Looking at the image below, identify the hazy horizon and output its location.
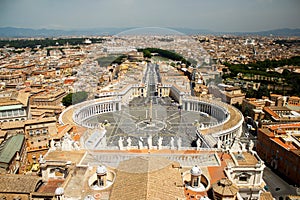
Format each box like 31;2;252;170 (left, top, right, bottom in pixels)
1;0;299;33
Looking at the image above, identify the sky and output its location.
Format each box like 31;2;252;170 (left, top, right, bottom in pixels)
0;0;299;32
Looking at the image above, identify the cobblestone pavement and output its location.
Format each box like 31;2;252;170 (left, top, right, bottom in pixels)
83;97;218;148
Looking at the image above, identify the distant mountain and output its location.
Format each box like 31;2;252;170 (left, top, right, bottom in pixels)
0;27;299;38
224;28;300;37
0;27;133;38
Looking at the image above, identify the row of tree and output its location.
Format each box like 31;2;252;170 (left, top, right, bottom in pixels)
0;37;105;49
223;56;300;96
224;56;300;78
138;48;192;66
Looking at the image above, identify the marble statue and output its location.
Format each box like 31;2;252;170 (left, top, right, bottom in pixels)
118;137;124;150
177;137;182;149
50;139;56;150
138;137;144;149
217;139;223;149
157;136;163;150
38;154;45;164
240;142;246;151
147;135;152;149
127;137;132;148
170;137;175;149
196;138;202;150
248;140;254;151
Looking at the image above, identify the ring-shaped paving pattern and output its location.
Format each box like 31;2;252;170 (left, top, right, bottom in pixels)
82;97;218;148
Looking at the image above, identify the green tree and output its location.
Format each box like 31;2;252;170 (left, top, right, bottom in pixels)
143;49;152;58
62;93;73;107
257;85;270;98
246;88;256;98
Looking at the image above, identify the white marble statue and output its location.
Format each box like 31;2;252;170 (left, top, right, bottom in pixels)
157;136;163;150
177;137;182;149
127;137;132;148
170;137;175;149
38;154;45;164
50;139;56;150
240;142;246;151
217;139;223;149
196;138;202;150
118;137;124;150
138;137;144;149
73;141;80;150
147;135;152;149
248;140;254;151
61;134;73;151
200;123;204;129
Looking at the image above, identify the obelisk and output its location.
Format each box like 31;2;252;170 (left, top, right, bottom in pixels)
149;99;153;123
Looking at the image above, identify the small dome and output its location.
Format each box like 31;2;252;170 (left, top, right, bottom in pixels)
190;165;202;176
55;187;64;195
84;195;95;200
96;165;107;175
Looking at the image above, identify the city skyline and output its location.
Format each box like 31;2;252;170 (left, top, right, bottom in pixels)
0;0;300;32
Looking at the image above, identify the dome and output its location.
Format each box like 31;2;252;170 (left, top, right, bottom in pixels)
84;195;95;200
190;165;202;176
212;178;238;196
96;165;107;175
55;187;64;195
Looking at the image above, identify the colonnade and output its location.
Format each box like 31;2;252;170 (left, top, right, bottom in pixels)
73;100;121;127
182;100;228;122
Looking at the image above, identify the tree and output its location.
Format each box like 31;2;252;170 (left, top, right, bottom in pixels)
143;49;152;58
246;88;256;98
62;93;73;107
257;85;270;98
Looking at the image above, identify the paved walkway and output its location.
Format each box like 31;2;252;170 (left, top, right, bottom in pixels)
80;150;219;168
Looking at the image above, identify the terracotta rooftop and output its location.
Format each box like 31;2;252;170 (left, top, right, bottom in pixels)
37;179;64;194
269;122;300;131
271;138;298;150
207;152;230;185
0;174;41;193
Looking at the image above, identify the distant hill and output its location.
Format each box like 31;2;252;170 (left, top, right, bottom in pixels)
0;27;299;38
0;27;133;38
226;28;300;37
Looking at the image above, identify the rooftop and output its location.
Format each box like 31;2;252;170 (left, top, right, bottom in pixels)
0;134;24;166
232;152;259;166
110;156;185;200
0;174;41;193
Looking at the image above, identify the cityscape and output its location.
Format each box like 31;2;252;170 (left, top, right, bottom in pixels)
0;1;300;200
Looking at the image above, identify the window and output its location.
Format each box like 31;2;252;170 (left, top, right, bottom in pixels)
239;176;248;182
29;131;34;136
238;173;250;183
7;110;12;116
193;177;199;187
99;179;104;186
13;110;19;116
2;112;7;117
